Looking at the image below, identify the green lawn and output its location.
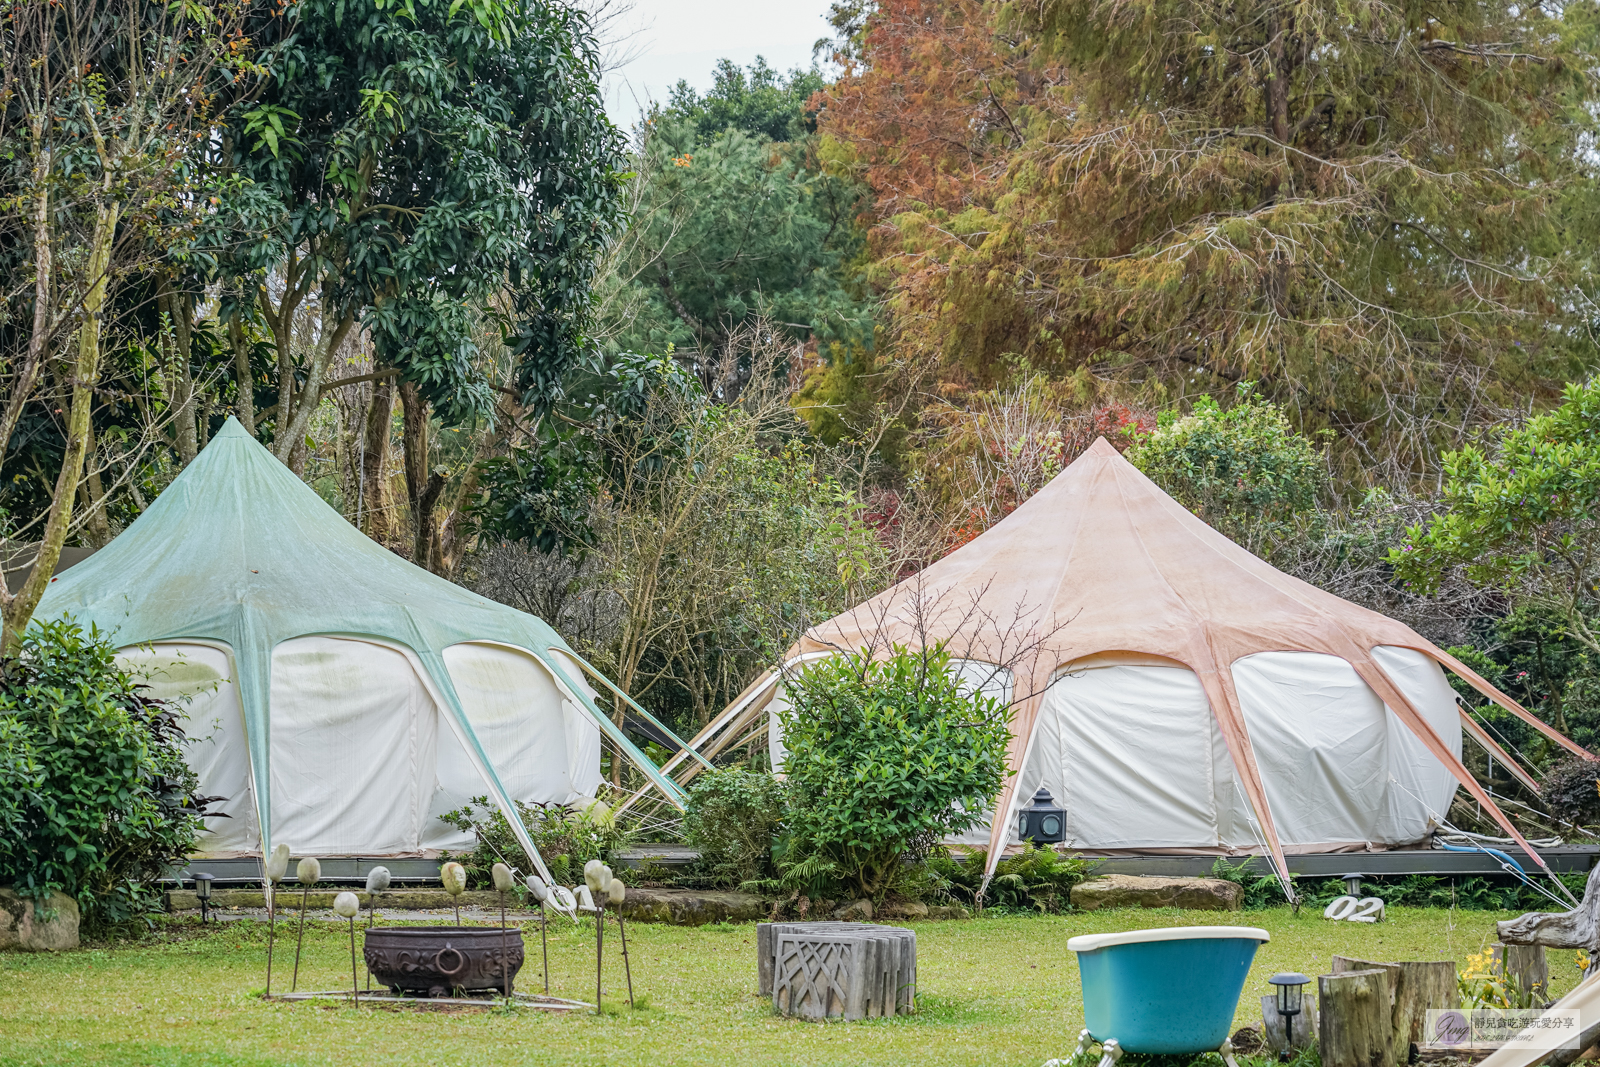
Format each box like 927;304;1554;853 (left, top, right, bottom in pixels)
0;907;1582;1067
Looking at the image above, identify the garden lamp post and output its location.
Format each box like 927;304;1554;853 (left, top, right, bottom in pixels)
362;865;390;992
1017;787;1067;844
1269;972;1311;1060
193;872;215;926
363;866;391;928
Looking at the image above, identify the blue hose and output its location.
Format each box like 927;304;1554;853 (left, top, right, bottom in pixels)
1437;838;1528;876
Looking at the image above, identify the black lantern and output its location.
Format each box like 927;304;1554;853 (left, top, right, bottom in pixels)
1269;972;1311;1060
1017;787;1066;844
1340;873;1364;897
193;872;215;925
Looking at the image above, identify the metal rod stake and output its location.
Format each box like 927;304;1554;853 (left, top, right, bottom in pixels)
265;883;276;996
616;910;634;1009
539;902;549;994
291;886;309;992
500;890;510;1004
595;904;605;1015
348;916;359;1007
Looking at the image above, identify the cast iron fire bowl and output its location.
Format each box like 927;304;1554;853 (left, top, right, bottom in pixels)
364;926;525;997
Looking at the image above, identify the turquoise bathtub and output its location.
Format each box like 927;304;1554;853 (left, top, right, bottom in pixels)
1068;926;1271;1054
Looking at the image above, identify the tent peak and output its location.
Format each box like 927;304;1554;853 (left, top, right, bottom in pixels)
213;415;251;440
1085;435;1121;457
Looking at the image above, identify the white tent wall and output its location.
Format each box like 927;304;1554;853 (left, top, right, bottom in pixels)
119;642;259;856
428;642;603;849
1231;646;1459;847
544;646;605;800
1019;661;1245;850
121;636;606;859
767;647;1464;855
269;636;439;855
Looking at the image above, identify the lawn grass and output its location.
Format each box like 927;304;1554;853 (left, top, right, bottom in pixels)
0;906;1582;1067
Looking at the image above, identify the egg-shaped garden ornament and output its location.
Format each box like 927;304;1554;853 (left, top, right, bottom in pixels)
441;861;468;897
333;892;360;918
583;859;606;893
265;843;292;883
607;878;626;906
492;863;514;892
296;857;321;886
364;866;391;894
525;875;550;902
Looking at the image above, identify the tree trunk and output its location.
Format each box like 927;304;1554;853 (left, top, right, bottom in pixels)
2;135;53;466
1;202;119;648
272;285;353;467
1333;955;1456;1063
1319;969;1396;1067
230;313;256;436
361;376;395;543
398;380;444;569
1494;943;1551;1006
78;421;113;548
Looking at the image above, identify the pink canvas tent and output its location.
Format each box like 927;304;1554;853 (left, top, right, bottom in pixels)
660;438;1592;895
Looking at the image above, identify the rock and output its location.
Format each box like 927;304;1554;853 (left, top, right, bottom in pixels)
1068;874;1243;912
831;899;874;921
925;905;971;921
0;888;79;951
880;901;930;921
614;888;769;926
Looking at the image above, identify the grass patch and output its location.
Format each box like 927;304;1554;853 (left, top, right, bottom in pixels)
0;906;1584;1067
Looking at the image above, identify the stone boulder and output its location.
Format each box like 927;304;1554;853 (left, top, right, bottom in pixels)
0;888;80;951
614;887;769;926
1069;874;1242;912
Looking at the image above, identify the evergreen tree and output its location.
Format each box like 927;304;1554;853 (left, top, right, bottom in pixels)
823;0;1600;482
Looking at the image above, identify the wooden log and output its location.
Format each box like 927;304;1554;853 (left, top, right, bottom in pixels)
1390;962;1458;1058
1333;955;1457;1063
1262;995;1319;1054
1334;957;1402;1062
1493;942;1551;1006
1320;969;1398;1067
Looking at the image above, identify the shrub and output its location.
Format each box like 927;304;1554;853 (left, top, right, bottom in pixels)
0;617;215;931
1127;384;1324;543
778;644;1012;899
439;795;634;889
1543;758;1600;826
932;844;1094;912
682;767;787;889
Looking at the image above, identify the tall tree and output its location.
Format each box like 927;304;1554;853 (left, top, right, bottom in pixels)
0;0;248;645
823;0;1600;483
210;0;623;565
600;59;872;373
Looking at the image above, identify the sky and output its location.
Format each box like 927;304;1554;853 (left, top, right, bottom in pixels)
597;0;837;128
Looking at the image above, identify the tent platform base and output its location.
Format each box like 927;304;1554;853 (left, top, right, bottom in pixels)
1075;846;1600;879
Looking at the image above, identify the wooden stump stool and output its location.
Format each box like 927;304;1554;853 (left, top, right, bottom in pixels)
758;921;917;1020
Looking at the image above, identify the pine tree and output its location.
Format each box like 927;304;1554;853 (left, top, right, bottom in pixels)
825;0;1600;481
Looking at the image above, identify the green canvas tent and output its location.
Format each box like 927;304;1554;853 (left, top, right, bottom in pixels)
36;418;682;884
